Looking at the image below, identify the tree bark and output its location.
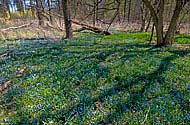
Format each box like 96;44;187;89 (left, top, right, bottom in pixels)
5;0;11;16
145;16;152;32
1;0;11;20
93;0;96;26
127;0;132;23
62;0;73;39
164;0;183;45
72;20;111;35
142;0;162;46
29;0;35;16
156;0;164;46
149;23;155;44
47;0;53;23
139;3;146;32
35;0;44;25
123;0;127;22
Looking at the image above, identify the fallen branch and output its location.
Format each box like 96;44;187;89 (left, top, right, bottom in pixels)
73;27;86;32
42;11;111;35
0;80;11;92
0;23;32;32
142;107;150;124
46;22;64;32
0;53;8;58
71;20;111;35
16;67;26;78
0;49;15;59
0;67;26;93
114;29;128;33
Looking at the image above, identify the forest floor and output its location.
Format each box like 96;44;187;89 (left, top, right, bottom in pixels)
0;32;190;124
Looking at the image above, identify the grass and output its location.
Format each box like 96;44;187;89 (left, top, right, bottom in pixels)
101;32;190;44
0;32;190;124
174;34;190;44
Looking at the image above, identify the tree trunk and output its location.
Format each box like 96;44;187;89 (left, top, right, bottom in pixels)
156;0;164;46
5;0;11;16
0;1;6;19
62;0;73;39
149;23;155;44
140;18;145;32
96;0;99;25
47;0;53;23
57;0;62;27
142;0;164;46
15;0;24;12
127;0;132;23
93;0;96;26
139;3;145;32
145;16;151;32
142;0;190;46
123;0;127;22
164;1;183;45
1;0;11;20
35;0;44;25
155;24;164;46
29;0;35;16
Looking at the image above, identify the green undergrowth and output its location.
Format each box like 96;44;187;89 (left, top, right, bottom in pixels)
174;34;190;44
0;32;190;124
104;32;190;44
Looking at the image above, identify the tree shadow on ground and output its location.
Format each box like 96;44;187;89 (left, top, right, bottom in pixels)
48;42;189;124
98;49;190;124
49;47;190;124
0;34;190;124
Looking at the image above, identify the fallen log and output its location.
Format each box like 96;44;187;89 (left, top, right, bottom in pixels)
71;20;111;35
42;11;111;35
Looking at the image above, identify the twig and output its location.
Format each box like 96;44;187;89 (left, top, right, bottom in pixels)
141;107;150;124
0;67;26;93
46;22;64;32
0;53;8;58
